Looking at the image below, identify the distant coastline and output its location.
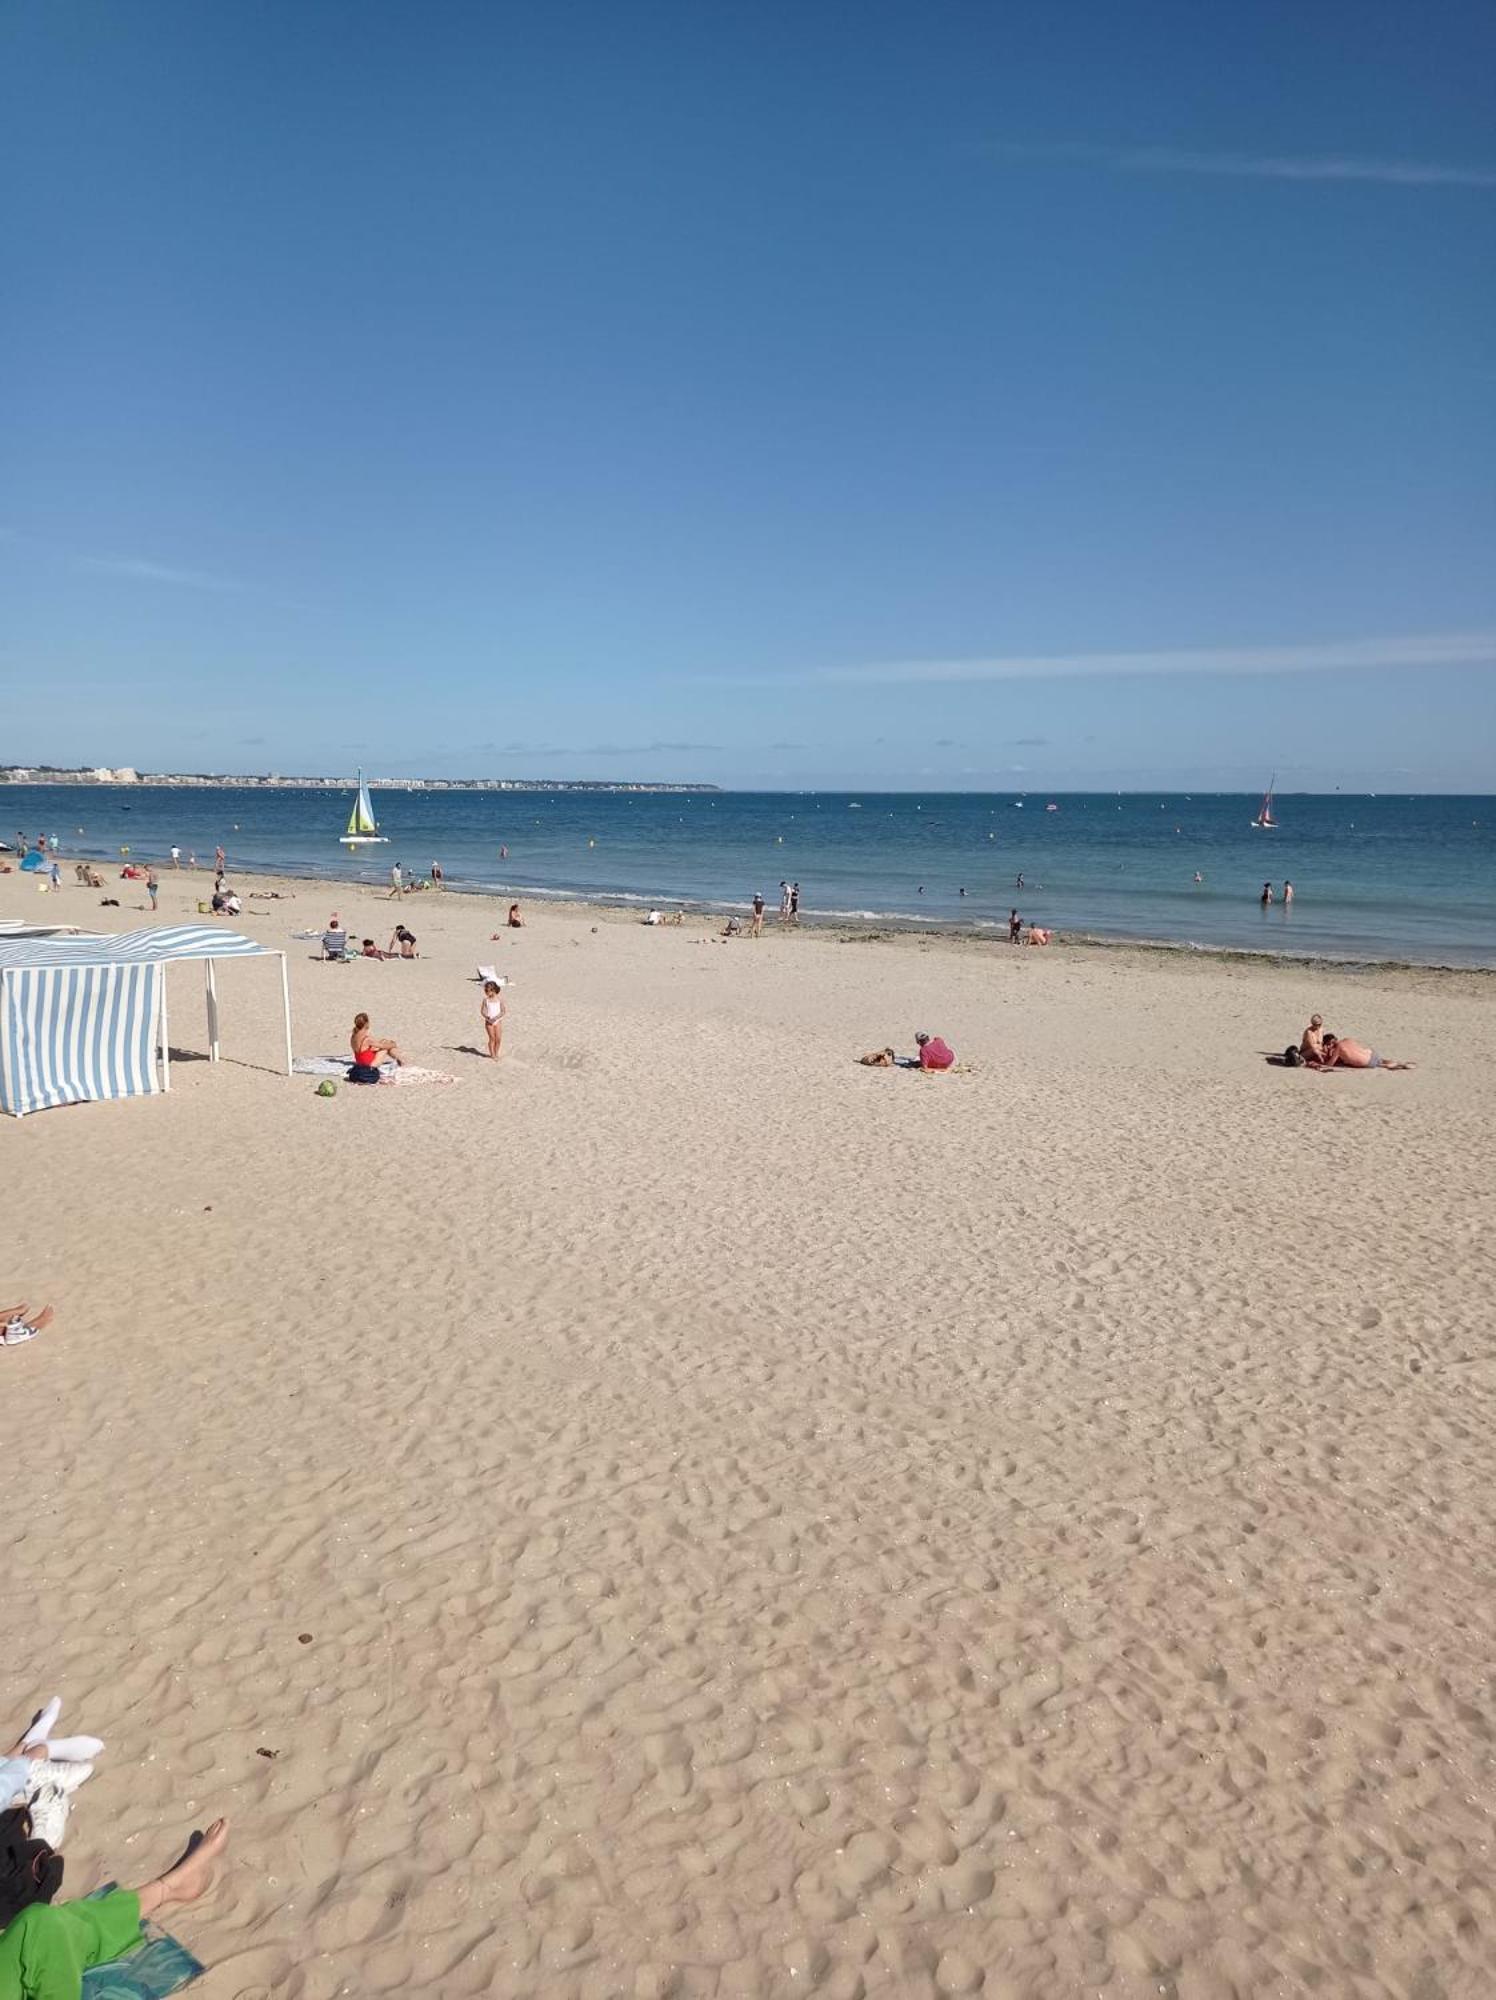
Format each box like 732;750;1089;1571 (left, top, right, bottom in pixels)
0;765;717;794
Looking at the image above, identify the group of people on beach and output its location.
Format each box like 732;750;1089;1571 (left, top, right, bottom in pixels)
321;914;418;960
1292;1013;1413;1072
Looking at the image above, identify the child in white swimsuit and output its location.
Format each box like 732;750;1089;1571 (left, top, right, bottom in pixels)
480;980;506;1060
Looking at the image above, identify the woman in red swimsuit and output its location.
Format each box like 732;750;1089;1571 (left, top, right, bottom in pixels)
350;1012;405;1070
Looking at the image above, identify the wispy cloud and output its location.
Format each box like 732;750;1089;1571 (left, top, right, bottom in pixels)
787;631;1496;688
995;141;1496;190
79;555;245;592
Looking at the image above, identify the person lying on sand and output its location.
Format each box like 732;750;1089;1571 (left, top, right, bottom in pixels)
1;1303;54;1347
859;1047;896;1067
359;938;388;959
1311;1034;1414;1072
0;1815;228;1999
351;1012;404;1069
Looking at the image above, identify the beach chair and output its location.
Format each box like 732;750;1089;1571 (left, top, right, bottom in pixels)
321;933;351;962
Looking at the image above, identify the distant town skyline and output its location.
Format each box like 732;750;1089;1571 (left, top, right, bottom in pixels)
3;5;1492;790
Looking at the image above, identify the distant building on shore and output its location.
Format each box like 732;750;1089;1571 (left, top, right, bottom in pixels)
1;764;715;794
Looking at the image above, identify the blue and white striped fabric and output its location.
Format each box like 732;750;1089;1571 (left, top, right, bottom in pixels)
0;961;162;1116
0;928;275;1116
0;925;269;969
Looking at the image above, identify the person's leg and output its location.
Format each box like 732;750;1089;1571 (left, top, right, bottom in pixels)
3;1304;54;1341
135;1816;229;1921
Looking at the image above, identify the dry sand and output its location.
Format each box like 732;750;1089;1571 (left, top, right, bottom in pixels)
3;865;1494;1999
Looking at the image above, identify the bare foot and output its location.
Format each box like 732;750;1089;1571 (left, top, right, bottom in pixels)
149;1818;229;1912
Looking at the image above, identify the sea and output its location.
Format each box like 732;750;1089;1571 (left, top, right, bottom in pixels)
4;784;1494;968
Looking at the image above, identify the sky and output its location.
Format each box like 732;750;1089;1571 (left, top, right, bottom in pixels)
3;0;1493;791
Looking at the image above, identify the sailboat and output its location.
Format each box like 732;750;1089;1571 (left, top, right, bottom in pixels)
1252;774;1278;829
339;770;389;847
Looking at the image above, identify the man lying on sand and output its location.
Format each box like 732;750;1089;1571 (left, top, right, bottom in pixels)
1312;1034;1414;1072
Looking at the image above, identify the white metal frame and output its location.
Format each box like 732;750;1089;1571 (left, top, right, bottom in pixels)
156;950;293;1092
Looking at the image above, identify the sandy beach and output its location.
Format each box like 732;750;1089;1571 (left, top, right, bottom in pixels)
3;864;1494;1999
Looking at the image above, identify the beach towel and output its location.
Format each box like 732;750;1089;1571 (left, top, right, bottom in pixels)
79;1886;203;1998
292;1055;396;1079
290;1057;458;1088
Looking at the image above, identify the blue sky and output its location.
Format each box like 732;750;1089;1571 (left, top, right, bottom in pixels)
3;0;1493;789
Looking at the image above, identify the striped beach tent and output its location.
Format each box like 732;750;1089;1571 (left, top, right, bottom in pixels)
0;926;292;1118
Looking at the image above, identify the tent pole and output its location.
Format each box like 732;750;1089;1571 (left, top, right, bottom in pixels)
205;958;220;1061
279;952;293;1075
159;966;171;1093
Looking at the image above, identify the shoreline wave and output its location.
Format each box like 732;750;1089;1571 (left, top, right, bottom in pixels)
91;847;1496;977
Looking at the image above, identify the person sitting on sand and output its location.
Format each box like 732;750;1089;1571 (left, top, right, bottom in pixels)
1311;1033;1414;1072
721;915;742;938
0;1808;228;1999
1300;1013;1326;1062
480;979;506;1059
507;903;524;928
1;1302;54;1348
858;1047;896;1067
387;925;418;959
1025;924;1051;946
351;1012;404;1070
915;1031;955;1071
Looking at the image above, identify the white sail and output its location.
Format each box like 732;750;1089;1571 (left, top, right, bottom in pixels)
340;770;389;845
